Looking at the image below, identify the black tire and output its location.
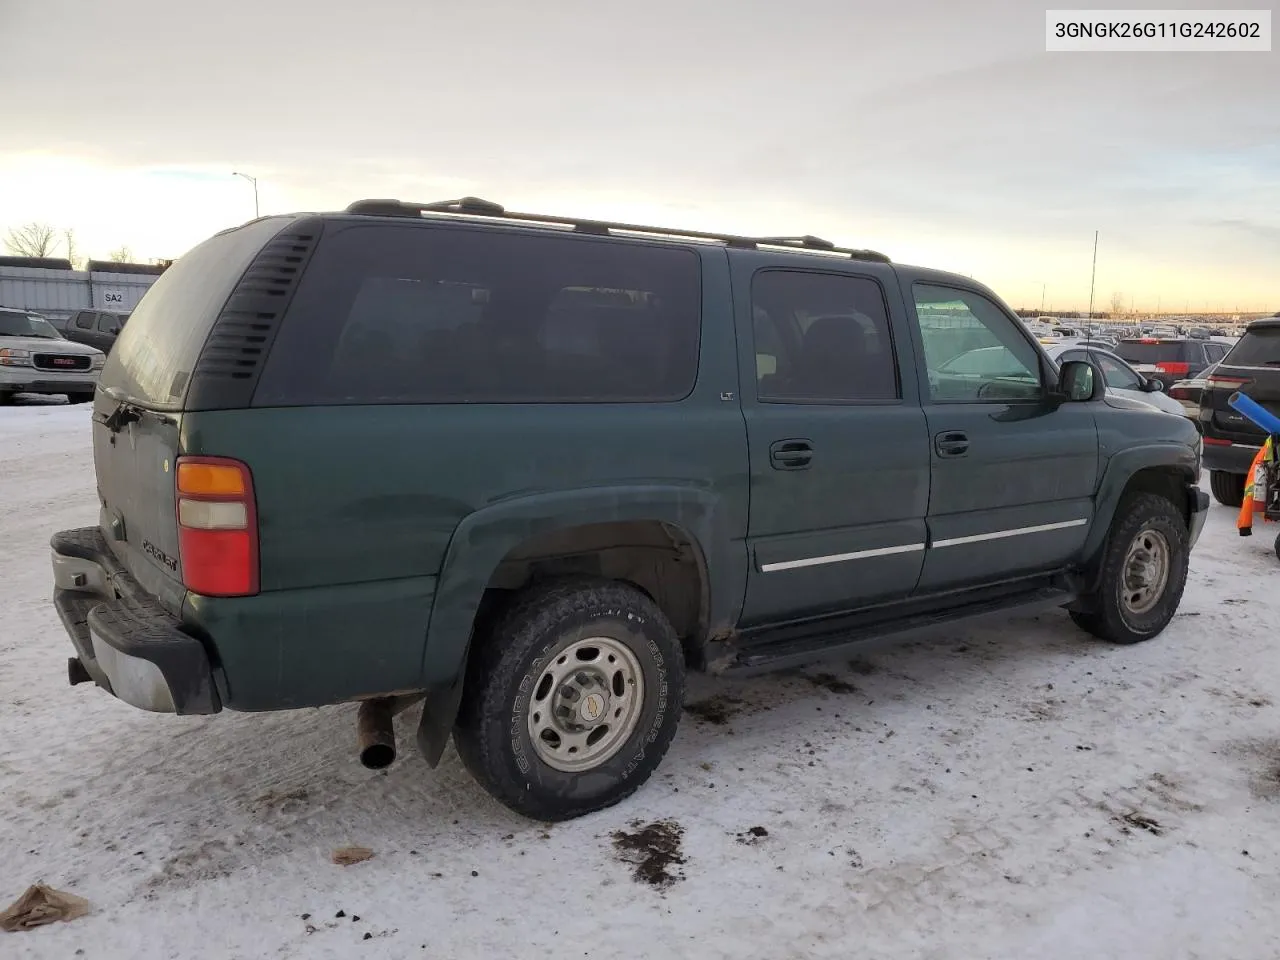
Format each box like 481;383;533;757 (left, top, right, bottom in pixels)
1209;470;1246;508
1069;493;1190;645
66;391;95;404
453;577;685;822
0;392;12;405
1273;531;1280;563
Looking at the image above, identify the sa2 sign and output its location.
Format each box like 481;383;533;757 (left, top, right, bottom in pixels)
102;291;126;306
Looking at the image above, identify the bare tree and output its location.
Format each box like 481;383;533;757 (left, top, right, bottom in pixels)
107;246;134;263
1109;291;1126;316
4;222;59;258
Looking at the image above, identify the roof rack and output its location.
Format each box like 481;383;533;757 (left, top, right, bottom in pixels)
343;197;890;263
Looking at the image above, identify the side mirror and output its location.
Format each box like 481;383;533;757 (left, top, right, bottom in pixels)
1143;378;1165;393
1057;360;1100;402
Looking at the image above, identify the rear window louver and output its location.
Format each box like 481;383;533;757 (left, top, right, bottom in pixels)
186;218;324;409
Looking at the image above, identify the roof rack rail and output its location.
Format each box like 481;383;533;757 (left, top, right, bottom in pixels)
342;198;890;263
754;235;837;251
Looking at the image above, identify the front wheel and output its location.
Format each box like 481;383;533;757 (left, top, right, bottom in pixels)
66;391;95;404
1070;493;1190;645
453;578;685;822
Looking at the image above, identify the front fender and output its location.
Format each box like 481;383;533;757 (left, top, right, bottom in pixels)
414;484;746;765
1079;442;1198;566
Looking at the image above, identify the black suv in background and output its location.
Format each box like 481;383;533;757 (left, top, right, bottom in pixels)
1200;315;1280;506
60;310;129;352
1116;336;1231;391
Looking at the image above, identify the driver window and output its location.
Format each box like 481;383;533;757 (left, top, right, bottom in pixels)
912;284;1042;402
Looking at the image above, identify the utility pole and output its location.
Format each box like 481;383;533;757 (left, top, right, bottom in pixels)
1041;282;1046;313
232;171;260;219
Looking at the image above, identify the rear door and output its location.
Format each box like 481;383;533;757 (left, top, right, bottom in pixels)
903;277;1099;592
734;255;930;626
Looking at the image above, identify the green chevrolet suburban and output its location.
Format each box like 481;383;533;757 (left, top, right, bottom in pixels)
50;198;1208;821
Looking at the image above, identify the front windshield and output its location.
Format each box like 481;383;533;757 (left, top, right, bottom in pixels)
0;312;63;339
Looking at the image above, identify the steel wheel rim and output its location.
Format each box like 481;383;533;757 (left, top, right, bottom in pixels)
527;635;645;773
1121;527;1171;616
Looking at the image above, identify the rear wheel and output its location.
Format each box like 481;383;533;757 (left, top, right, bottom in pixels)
1069;493;1189;645
0;392;12;405
453;577;685;822
66;391;95;404
1209;470;1245;508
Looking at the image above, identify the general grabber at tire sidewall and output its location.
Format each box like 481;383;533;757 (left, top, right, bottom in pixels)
453;579;686;822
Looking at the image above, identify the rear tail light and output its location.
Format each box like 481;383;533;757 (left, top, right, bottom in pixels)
1155;362;1190;376
175;456;259;597
1203;437;1232;446
1207;375;1251;390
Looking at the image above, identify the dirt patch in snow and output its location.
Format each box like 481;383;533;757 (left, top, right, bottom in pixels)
734;825;769;845
684;695;746;725
612;820;685;890
1227;738;1280;801
802;673;858;694
1117;812;1164;836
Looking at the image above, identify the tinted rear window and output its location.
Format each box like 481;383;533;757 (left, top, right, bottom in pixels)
253;224;702;405
100;217;292;407
1115;341;1191;364
1223;328;1280;367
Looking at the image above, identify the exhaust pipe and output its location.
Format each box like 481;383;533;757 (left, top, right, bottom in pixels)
357;698;396;769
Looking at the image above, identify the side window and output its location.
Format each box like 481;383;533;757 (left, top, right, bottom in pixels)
1097;353;1142;390
913;284;1043;402
254;225;702;405
750;270;899;402
1204;343;1227;363
75;312;94;330
97;314;120;334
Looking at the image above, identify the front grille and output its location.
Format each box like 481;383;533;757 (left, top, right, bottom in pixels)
34;353;92;371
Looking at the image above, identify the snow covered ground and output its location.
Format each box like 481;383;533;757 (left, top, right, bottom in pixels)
3;398;1279;960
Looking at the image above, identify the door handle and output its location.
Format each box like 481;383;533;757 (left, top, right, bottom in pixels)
770;439;814;470
934;431;969;457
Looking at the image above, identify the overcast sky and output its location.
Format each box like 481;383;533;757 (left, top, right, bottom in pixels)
1;0;1276;311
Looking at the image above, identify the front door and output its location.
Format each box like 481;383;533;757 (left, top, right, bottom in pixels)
736;259;931;626
904;279;1100;592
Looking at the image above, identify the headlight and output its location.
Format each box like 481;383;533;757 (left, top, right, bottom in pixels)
90;354;105;370
0;348;32;367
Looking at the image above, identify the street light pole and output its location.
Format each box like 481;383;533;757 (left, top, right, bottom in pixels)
232;172;259;219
